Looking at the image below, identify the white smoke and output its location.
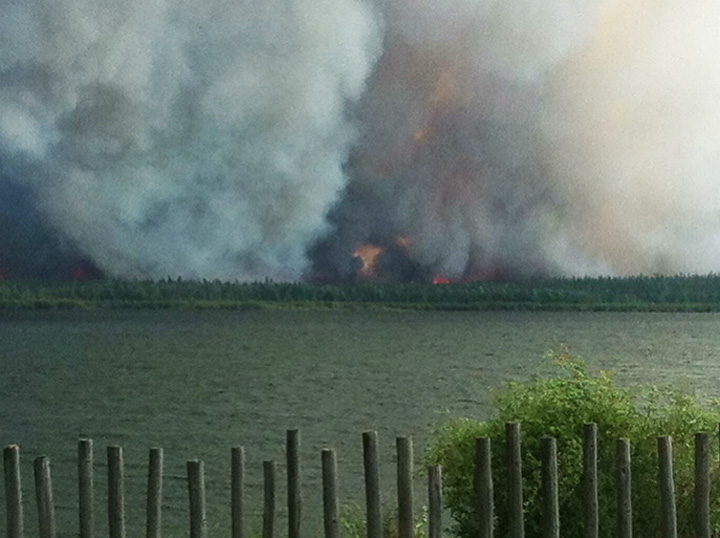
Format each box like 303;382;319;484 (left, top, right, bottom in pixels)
0;0;380;279
3;0;720;280
544;0;720;275
335;0;606;279
323;0;720;280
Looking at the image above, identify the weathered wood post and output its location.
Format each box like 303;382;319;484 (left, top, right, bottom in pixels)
428;465;442;538
362;431;382;538
4;444;24;538
78;439;93;538
107;446;126;538
583;424;599;538
475;437;493;538
658;436;677;538
541;438;559;538
33;456;57;538
231;447;246;538
616;439;632;538
287;429;301;538
397;436;415;538
187;460;207;538
694;433;710;538
146;448;163;538
263;461;276;538
322;449;340;538
506;422;524;538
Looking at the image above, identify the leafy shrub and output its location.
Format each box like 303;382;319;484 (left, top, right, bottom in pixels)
340;503;427;538
426;349;720;538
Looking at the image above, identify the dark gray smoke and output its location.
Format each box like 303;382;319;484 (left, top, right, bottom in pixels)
3;0;720;281
0;170;97;279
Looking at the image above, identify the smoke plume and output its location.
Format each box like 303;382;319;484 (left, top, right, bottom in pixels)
2;0;720;281
314;0;720;281
0;0;380;279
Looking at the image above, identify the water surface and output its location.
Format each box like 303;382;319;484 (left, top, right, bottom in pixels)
1;310;719;536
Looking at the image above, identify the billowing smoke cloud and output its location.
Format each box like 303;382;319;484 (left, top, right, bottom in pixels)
2;0;720;281
0;0;380;280
0;174;98;279
544;0;720;275
314;0;720;281
313;0;606;281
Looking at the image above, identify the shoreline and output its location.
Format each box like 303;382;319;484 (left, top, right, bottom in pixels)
3;298;720;312
4;275;720;311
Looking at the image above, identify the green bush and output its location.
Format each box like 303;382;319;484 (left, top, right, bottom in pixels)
426;349;720;538
340;503;427;538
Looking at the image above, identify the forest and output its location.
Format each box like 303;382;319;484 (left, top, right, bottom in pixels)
3;274;720;311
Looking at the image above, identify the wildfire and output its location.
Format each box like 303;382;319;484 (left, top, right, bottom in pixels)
351;236;422;282
432;276;451;285
352;244;383;280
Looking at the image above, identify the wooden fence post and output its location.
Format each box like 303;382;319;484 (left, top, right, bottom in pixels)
541;438;559;538
33;456;56;538
23;427;720;538
287;429;301;538
187;460;207;538
363;431;382;538
475;437;493;538
583;424;599;538
658;436;677;538
322;449;340;538
107;446;126;538
231;447;246;538
4;445;24;538
78;439;93;538
397;436;415;538
506;422;524;538
146;448;163;538
616;439;632;538
428;465;442;538
263;461;276;538
695;433;710;538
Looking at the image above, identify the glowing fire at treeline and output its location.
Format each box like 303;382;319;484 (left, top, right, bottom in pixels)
350;236;503;284
351;236;434;282
349;236;441;283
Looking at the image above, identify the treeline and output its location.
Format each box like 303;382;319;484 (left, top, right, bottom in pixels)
3;274;720;311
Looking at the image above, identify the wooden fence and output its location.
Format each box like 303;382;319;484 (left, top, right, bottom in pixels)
1;423;713;538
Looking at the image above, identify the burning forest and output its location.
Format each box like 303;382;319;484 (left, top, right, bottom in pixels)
2;0;720;282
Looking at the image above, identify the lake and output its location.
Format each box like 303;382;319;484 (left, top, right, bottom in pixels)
1;310;720;537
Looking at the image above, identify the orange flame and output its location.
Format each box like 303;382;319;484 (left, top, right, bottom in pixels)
432;276;451;284
353;244;383;280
